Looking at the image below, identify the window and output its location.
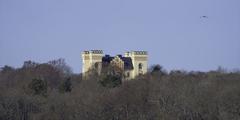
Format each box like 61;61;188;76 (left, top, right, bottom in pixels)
138;63;143;75
138;63;143;70
94;63;98;69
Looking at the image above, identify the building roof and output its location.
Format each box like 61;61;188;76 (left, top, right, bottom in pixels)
102;55;114;63
102;55;133;70
121;57;134;70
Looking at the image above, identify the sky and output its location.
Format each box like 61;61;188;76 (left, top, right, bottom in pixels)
0;0;240;73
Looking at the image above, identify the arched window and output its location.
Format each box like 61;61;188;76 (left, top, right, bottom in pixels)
138;63;143;75
94;62;99;69
138;63;143;70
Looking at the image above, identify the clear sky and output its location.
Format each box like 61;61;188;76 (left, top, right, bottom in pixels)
0;0;240;73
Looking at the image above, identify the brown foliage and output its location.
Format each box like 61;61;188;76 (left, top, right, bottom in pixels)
0;62;240;120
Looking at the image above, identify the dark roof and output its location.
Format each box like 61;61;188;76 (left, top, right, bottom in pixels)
102;55;114;63
121;57;134;70
102;55;133;70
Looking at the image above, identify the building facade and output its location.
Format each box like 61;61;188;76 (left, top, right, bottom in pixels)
81;50;148;79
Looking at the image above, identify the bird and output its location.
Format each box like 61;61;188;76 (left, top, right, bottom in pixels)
200;16;208;18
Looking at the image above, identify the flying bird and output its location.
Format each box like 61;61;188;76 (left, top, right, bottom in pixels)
200;16;208;19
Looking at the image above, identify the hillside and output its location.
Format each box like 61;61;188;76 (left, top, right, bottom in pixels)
0;60;240;120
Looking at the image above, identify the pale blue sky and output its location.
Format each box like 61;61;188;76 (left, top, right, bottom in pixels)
0;0;240;73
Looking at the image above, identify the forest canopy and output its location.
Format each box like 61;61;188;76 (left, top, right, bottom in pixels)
0;59;240;120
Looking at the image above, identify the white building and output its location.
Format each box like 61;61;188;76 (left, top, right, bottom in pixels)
82;50;148;79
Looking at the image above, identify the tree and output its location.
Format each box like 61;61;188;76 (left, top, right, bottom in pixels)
150;64;167;76
28;78;47;96
48;58;73;75
98;64;123;88
0;65;16;87
0;65;15;73
151;64;162;72
59;77;72;93
1;60;240;120
35;63;63;89
22;60;39;68
99;74;122;88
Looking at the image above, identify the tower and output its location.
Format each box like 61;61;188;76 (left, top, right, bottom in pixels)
81;50;103;77
125;51;148;78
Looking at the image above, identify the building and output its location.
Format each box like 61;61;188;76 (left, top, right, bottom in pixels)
81;50;148;79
